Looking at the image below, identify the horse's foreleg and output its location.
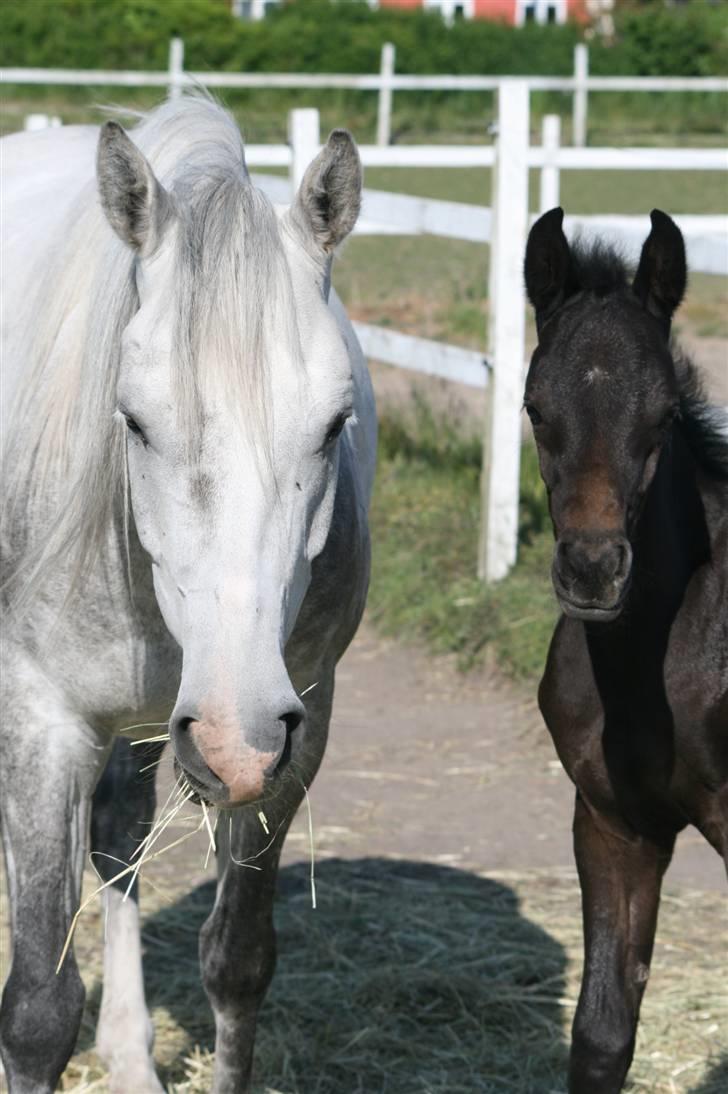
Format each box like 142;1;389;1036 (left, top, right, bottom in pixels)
568;793;675;1094
200;680;333;1094
200;808;286;1094
0;682;109;1093
90;737;166;1094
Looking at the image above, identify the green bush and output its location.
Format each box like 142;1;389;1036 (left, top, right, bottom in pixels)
3;0;726;77
592;3;728;78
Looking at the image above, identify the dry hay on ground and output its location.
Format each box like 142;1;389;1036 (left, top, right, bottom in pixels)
53;857;727;1094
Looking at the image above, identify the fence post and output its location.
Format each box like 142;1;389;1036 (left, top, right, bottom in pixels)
376;42;396;147
289;108;321;193
168;36;184;101
573;43;588;147
539;113;561;213
478;80;530;583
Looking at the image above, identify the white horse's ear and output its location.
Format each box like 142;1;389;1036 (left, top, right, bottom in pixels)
290;129;361;256
97;121;170;253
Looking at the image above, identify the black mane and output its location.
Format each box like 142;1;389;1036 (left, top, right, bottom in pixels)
674;350;728;482
570;238;630;296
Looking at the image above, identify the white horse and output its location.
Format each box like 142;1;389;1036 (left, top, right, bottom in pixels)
0;96;375;1093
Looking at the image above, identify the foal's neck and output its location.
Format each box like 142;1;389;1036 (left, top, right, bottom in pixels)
598;423;708;647
635;423;709;616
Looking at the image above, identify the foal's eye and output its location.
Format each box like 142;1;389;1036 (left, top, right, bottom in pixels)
660;406;679;432
324;414;348;448
525;404;543;427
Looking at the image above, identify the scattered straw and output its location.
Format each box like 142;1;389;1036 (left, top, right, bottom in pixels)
201;802;218;871
301;784;316;911
229;815;284;871
118;721;168;735
52;861;727;1093
55;815;207;975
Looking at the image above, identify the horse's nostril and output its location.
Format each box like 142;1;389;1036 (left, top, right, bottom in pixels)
175;716;195;735
280;709;303;737
276;708;303;774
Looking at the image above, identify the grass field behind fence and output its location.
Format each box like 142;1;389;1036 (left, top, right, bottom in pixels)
368;399;555;680
2;84;727;147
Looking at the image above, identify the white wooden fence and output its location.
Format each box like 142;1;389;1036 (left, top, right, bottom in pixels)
3;38;727;147
4;58;727;582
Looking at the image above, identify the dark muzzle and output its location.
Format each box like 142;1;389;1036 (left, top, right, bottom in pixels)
553;534;632;621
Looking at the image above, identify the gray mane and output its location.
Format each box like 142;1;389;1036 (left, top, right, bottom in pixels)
2;95;298;610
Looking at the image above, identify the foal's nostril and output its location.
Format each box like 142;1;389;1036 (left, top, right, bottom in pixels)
556;540;578;584
613;541;632;581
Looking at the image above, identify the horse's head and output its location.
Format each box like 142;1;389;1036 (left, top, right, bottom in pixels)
524;208;686;622
97;119;362;805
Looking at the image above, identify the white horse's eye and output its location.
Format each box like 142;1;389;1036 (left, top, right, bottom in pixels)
122;412;148;447
324;413;348;448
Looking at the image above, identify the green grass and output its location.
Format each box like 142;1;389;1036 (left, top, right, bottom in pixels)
337;233;491;349
368;396;557;681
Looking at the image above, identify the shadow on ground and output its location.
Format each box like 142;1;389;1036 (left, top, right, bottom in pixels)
691;1056;728;1094
81;858;570;1093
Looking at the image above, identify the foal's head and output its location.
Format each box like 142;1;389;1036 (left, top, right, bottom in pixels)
97;116;362;805
524;208;687;621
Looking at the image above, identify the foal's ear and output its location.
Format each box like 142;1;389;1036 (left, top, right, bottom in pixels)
524;207;574;332
632;209;686;331
290;129;362;256
97;121;170;254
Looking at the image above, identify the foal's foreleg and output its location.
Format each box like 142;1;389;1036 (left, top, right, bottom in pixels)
90;737;166;1094
0;684;109;1093
569;794;675;1094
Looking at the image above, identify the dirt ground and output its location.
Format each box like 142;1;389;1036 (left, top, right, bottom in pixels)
151;617;724;901
289;622;725;892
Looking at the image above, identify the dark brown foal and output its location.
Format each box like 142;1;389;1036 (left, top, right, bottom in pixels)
524;207;728;1093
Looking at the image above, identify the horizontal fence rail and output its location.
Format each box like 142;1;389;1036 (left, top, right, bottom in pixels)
3;67;727;95
246;146;728;172
252;172;727;277
352;323;490;390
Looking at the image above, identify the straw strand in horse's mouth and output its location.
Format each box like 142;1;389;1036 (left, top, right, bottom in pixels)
171;759;213;806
